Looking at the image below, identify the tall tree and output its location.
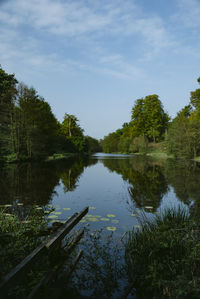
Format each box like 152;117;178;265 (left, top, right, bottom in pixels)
131;95;169;142
0;67;18;156
16;83;59;158
61;114;84;137
190;77;200;110
61;114;86;153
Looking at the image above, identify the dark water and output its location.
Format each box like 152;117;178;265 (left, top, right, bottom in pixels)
1;154;200;297
1;154;200;236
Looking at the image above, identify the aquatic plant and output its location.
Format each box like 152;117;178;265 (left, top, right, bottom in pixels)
66;228;126;298
125;207;200;298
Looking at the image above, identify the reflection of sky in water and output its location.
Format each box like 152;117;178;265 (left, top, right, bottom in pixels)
50;162;139;236
158;186;189;212
48;157;187;238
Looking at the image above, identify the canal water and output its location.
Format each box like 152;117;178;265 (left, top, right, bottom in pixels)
1;154;200;297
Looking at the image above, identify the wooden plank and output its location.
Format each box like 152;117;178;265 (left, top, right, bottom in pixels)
0;210;84;295
65;250;83;281
46;207;88;252
27;231;84;299
63;229;84;256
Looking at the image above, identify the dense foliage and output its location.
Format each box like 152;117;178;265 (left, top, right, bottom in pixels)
0;67;101;161
101;94;169;154
102;77;200;159
167;78;200;158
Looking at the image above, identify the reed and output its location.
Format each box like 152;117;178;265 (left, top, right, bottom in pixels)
125;207;200;298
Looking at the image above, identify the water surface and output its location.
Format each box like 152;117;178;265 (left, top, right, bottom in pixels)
1;154;200;236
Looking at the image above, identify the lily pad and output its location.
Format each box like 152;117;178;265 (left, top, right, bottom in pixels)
87;217;99;222
80;219;86;223
63;208;71;211
49;220;60;223
100;218;110;221
36;207;42;210
106;227;116;231
134;225;141;229
111;219;119;224
89;207;96;210
48;215;58;219
107;214;115;218
52;211;62;215
145;206;153;209
131;214;138;217
17;203;23;206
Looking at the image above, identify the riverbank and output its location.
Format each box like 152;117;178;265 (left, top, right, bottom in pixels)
1;152;86;164
146;141;174;159
105;142;174;159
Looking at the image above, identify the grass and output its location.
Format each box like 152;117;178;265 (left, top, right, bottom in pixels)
2;152;78;163
45;152;77;162
193;156;200;162
146;142;174;159
125;207;200;298
0;206;48;279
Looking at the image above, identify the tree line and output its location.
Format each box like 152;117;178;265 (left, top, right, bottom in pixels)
101;77;200;159
0;66;101;161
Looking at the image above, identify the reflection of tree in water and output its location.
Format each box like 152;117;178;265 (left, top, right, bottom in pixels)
60;157;97;192
0;157;97;206
0;162;59;206
164;159;200;215
102;157;168;211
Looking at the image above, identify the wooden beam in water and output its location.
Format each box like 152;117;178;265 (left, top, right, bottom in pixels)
65;250;83;282
0;208;87;295
46;206;88;252
27;231;84;299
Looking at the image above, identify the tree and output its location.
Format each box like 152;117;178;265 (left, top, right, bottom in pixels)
60;114;86;153
167;103;200;158
85;136;101;153
101;132;121;153
61;114;83;138
190;77;200;109
0;67;18;156
16;83;59;158
131;95;169;142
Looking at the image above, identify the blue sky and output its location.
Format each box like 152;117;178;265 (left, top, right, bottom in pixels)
0;0;200;139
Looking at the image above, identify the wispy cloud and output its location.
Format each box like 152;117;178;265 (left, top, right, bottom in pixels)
0;0;195;81
0;0;173;47
0;0;176;81
175;0;200;29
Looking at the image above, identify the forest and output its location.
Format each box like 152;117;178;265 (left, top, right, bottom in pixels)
1;65;200;161
101;77;200;159
0;67;101;161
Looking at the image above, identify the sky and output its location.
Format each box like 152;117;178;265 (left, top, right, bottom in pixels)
0;0;200;139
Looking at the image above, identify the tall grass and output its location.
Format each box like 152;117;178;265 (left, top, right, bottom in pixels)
125;208;200;298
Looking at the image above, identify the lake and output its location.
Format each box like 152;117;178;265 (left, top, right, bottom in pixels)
1;154;200;297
